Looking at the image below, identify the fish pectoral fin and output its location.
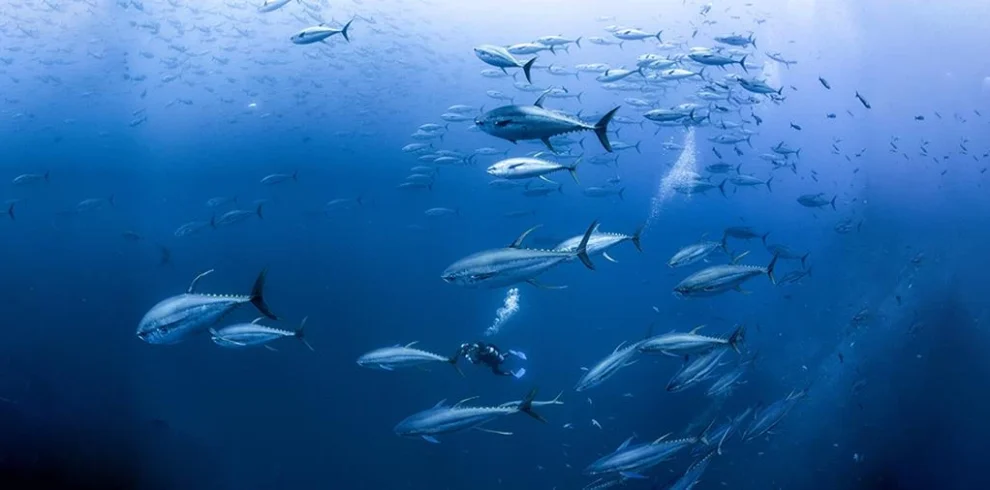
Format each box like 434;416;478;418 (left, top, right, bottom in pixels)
421;435;441;444
541;137;555;152
379;365;394;371
474;427;513;436
734;286;752;295
527;278;568;290
538;175;558;184
264;345;279;352
602;252;618;263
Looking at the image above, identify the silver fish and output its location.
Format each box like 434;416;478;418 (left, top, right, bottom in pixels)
575;340;643;391
475;93;619;152
394;389;546;443
673;255;777;297
357;341;459;371
640;325;744;357
211;316;312;351
441;221;597;289
554;224;642;264
136;269;277;345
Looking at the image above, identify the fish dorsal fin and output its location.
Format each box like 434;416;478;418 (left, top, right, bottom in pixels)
616;435;635;452
405;341;419;348
612;341;627;354
690;324;706;334
453;396;480;408
510;224;543;248
534;92;549;108
187;269;215;293
251;317;264;324
652;432;671;444
433;399;448;408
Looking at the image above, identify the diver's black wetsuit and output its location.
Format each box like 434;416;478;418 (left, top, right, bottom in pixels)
457;342;513;376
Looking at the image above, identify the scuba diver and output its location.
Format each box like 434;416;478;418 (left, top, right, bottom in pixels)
455;341;527;378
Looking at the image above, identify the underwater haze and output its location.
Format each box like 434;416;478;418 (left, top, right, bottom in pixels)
2;0;990;489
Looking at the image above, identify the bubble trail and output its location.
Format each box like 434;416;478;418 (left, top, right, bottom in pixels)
647;127;698;230
484;287;520;337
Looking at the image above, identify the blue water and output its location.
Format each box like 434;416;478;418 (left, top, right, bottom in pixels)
2;0;990;489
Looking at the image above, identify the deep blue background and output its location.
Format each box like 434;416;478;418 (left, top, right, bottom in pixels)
1;0;989;489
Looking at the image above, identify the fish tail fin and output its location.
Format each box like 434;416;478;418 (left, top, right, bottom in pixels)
44;170;50;182
634;141;641;154
594;107;620;152
739;55;748;73
250;268;278;320
256;203;264;219
618;187;625;201
108;194;116;207
522;57;536;84
294;316;314;351
518;388;546;423
746;134;753;148
736;163;742;174
718;179;727;198
292;170;299;181
801;253;809;268
797;148;802;158
631;225;644;252
575;219;599;270
728;324;745;353
761;232;770;246
340;19;353;42
568;158;581;184
6;202;14;221
830;195;837;210
655;30;663;42
618;41;624;50
209;214;217;229
767;254;778;285
765;176;773;193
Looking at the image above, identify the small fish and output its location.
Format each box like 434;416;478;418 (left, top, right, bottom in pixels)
261;171;298;185
818;76;831;89
790;122;802;131
854;91;871;109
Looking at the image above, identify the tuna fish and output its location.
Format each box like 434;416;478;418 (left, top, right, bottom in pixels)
673;255;778;297
584;431;703;478
667;240;730;267
136;269;277;345
575;340;644;391
743;389;807;441
487;157;580;184
639;325;745;356
290;20;353;44
357;342;460;372
553;224;643;264
442;221;598;289
666;348;730;392
210;317;312;351
473;44;537;83
797;193;837;210
475;93;619;152
394;389;547;443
